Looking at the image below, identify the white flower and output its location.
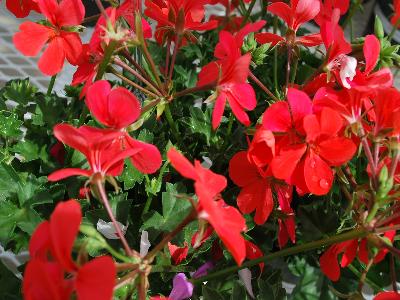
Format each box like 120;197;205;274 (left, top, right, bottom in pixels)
96;219;128;240
0;244;29;279
238;268;255;299
140;231;151;257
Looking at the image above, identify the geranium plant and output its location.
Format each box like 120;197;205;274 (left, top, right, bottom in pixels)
1;0;400;299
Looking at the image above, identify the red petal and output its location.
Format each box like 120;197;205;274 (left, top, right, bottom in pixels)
287;88;313;126
37;0;58;24
255;33;285;46
53;124;88;155
245;240;264;273
108;87;141;128
29;221;51;259
49;200;81;272
57;0;85;26
125;137;162;174
229;151;259;187
38;37;65;76
230;83;256;110
318;137;356;166
340;239;358;267
13;22;51;56
23;259;68;300
268;2;292;27
296;33;322;47
318;107;343;136
319;245;341;281
262;101;291;132
6;0;39;18
248;128;275;169
254;182;274;225
86;80;112;127
236;180;263;215
76;256;116;300
168;242;189;265
212;92;227;130
197;61;219;87
303;151;333;195
235;20;266;47
363;35;380;75
48;168;92;181
167;148;198;181
271;144;307;180
62;32;83;66
227;91;251;127
293;0;320;31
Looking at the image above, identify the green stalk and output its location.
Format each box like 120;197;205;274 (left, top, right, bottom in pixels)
164;104;182;144
96;40;118;80
342;0;363;29
191;228;367;284
240;0;257;27
347;264;383;292
46;74;57;96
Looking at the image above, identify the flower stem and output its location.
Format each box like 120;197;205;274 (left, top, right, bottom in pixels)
95;179;134;257
388;18;400;42
114;58;163;97
46;74;57;96
273;17;279;93
168;35;182;85
174;82;217;98
190;228;367;284
249;71;280;102
342;0;363;29
96;40;118;80
240;0;257;27
347;264;383;292
110;68;159;98
164;104;182;144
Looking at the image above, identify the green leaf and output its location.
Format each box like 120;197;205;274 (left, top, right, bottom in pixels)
182;107;212;145
0;163;21;200
231;281;247;300
0;202;23;244
0;111;23;139
203;285;224;300
11;140;48;162
142;183;191;233
119;159;144;190
2;78;38;106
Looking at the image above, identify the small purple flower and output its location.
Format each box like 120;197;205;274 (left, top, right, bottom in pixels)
169;273;194;300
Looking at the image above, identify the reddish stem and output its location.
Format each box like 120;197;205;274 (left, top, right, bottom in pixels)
248;71;279;102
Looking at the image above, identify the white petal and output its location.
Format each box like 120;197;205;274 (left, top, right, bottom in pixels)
140;231;151;257
96;219;127;240
201;156;213;169
193;98;203;108
339;55;357;89
0;244;29;279
238;268;255;299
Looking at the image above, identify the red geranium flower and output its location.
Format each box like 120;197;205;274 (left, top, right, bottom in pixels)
48;124;140;181
13;0;85;76
375;291;400;300
85;80;162;174
392;0;400;27
23;200;116;300
144;0;217;47
256;0;322;48
197;31;256;129
167;148;247;265
264;88;357;195
4;0;40;18
314;0;350;25
320;230;396;281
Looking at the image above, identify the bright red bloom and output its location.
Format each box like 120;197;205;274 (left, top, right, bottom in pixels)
23;200;116;300
370;88;400;137
197;31;256;129
167;148;247;265
4;0;40;18
48;124;140;181
144;0;217;46
320;230;396;281
168;242;189;265
13;0;84;76
256;0;322;48
264;88;357;195
350;35;393;92
86;80;162;174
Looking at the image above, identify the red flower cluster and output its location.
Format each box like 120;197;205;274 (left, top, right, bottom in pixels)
13;0;85;75
24;200;116;300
